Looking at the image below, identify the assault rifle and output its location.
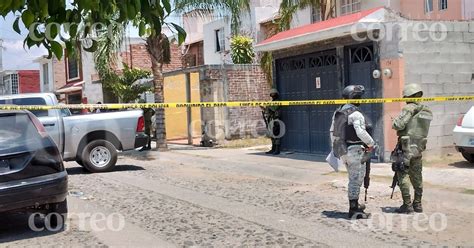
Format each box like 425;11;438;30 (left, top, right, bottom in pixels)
390;143;405;199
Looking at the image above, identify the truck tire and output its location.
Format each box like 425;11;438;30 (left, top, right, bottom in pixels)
76;159;84;167
462;152;474;163
81;139;118;172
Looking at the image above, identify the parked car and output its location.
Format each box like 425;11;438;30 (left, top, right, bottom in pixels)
0;94;148;172
0;110;68;228
453;106;474;163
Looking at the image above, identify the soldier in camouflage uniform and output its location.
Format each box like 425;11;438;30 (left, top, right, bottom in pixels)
262;89;282;155
392;84;432;213
331;85;375;219
139;99;156;151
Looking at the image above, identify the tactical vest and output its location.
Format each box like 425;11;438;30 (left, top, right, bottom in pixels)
332;105;372;158
397;104;433;139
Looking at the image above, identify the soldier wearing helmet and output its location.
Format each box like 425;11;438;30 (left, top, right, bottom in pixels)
139;99;155;151
330;85;374;219
262;88;282;155
392;83;433;214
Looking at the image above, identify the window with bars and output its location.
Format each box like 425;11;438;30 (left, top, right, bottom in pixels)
425;0;433;13
11;74;19;94
341;0;361;16
439;0;447;10
311;5;322;23
67;56;80;81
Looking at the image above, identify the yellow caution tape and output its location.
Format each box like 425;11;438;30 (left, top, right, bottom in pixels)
0;96;472;110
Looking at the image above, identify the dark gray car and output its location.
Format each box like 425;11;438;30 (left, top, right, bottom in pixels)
0;110;68;229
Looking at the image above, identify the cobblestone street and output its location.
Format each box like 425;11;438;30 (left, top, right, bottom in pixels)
1;145;473;247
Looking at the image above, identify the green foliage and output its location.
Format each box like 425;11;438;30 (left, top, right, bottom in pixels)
260;51;273;86
230;35;255;64
0;0;186;59
101;63;152;103
278;0;335;31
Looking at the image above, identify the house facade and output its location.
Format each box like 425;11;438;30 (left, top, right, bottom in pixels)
35;37;183;108
256;2;474;160
0;70;40;95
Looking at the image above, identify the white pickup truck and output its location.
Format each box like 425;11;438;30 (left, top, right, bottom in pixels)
0;93;148;172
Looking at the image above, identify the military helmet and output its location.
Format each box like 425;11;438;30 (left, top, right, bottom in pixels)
342;85;365;99
403;84;423;97
269;88;279;95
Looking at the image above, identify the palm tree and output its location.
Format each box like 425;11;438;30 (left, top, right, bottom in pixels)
279;0;336;31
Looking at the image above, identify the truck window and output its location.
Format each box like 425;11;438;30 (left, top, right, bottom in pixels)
0;98;49;117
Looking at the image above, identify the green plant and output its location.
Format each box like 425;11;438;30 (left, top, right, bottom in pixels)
230;35;255;64
102;63;152;103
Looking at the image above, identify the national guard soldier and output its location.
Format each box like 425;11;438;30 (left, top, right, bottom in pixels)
139;99;155;151
261;89;282;155
331;85;374;219
392;84;432;213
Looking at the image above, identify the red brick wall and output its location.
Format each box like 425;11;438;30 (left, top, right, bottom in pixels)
52;58;67;90
183;41;204;67
18;70;40;93
122;43;183;73
226;65;271;137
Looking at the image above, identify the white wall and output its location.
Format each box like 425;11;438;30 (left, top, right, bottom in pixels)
38;60;54;93
290;7;312;28
463;0;474;20
203;19;232;64
81;50;103;103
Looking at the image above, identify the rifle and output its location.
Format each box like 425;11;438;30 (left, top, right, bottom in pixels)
390;143;405;199
364;158;370;202
390;172;398;199
363;144;376;202
261;109;269;128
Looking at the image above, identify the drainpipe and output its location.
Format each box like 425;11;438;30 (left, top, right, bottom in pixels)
185;72;193;145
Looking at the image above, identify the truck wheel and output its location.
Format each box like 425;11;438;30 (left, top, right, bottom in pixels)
462;152;474;163
44;199;68;231
81;139;117;172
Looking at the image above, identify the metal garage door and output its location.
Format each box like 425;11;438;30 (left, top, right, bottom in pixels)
276;49;339;155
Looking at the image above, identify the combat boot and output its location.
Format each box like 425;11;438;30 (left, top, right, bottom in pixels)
348;200;370;219
272;145;280;155
266;142;275;154
413;202;423;213
413;193;423;213
396;203;414;214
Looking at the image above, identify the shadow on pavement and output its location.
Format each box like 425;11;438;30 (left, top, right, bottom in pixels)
249;151;327;162
0;212;63;243
321;210;349;220
66;164;145;175
380;206;399;213
448;161;474;169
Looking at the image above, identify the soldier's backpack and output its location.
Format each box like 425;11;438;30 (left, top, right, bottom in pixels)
332;105;358;158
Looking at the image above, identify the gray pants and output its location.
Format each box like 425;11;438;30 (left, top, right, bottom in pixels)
342;145;366;200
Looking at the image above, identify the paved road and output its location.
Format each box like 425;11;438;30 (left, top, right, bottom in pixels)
1;146;473;247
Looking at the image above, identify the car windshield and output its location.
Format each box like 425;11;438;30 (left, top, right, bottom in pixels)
0;113;41;153
0;98;48;117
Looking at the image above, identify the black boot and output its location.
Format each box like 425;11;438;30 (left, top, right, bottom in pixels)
413;202;423;213
266;139;275;154
348;200;370;219
266;144;275;154
272;144;280;155
396;203;414;214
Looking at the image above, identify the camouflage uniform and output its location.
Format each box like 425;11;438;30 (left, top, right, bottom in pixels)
340;105;375;200
392;102;430;207
263;89;282;155
392;84;432;212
